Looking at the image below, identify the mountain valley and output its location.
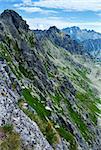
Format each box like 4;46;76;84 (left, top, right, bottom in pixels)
0;10;101;150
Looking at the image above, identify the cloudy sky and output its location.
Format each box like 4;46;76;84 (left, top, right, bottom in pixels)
0;0;101;32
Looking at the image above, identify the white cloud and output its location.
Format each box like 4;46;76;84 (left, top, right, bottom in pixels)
14;0;101;33
25;17;101;33
22;0;32;4
25;17;68;30
33;0;101;11
18;7;43;13
20;0;100;12
16;6;57;14
14;0;101;12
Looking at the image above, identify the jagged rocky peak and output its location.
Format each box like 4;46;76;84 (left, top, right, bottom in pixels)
0;9;101;150
62;26;81;34
62;26;101;41
1;9;21;19
0;9;29;31
62;26;101;61
69;26;80;31
48;26;60;33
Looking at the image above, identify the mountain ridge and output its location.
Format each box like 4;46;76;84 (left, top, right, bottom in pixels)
0;10;101;150
62;26;101;41
62;26;101;61
34;26;85;54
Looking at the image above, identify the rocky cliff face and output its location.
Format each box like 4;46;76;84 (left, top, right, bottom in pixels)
82;39;101;61
0;10;101;150
62;26;101;61
34;26;84;54
62;26;101;42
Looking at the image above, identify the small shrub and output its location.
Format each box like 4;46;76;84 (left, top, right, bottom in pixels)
0;132;21;150
46;121;60;145
3;124;13;133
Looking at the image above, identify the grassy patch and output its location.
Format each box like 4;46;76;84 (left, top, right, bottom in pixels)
76;68;90;81
0;132;21;150
18;99;59;146
64;98;92;142
2;124;13;133
52;90;62;104
57;127;77;150
0;43;22;80
76;91;100;124
0;43;12;62
0;124;21;150
19;65;34;80
22;88;51;119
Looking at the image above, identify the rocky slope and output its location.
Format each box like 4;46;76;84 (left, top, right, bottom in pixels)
34;26;84;54
82;39;101;61
62;26;101;61
0;10;101;150
62;26;101;42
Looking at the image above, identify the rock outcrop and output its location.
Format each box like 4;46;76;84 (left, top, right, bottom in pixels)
62;26;101;61
0;10;101;150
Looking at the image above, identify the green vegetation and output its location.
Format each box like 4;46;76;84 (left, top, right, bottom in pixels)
51;87;93;143
18;99;59;146
52;90;62;104
64;98;92;142
50;87;92;142
0;43;22;79
0;132;21;150
28;34;35;47
45;121;60;145
0;43;12;62
2;124;13;133
76;91;101;124
48;72;55;78
9;64;21;80
57;127;77;150
0;125;21;150
22;88;51;119
51;89;93;147
0;20;100;150
13;41;20;52
5;35;12;47
12;81;17;90
19;64;34;80
76;68;90;82
44;61;49;73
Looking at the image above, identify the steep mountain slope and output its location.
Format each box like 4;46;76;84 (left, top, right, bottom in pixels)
34;26;84;54
0;10;101;150
82;39;101;61
62;26;101;42
62;27;101;61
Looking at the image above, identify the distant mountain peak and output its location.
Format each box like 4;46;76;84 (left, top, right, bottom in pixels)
62;26;101;61
48;26;60;33
0;10;101;150
63;26;80;31
62;26;101;41
71;26;80;30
